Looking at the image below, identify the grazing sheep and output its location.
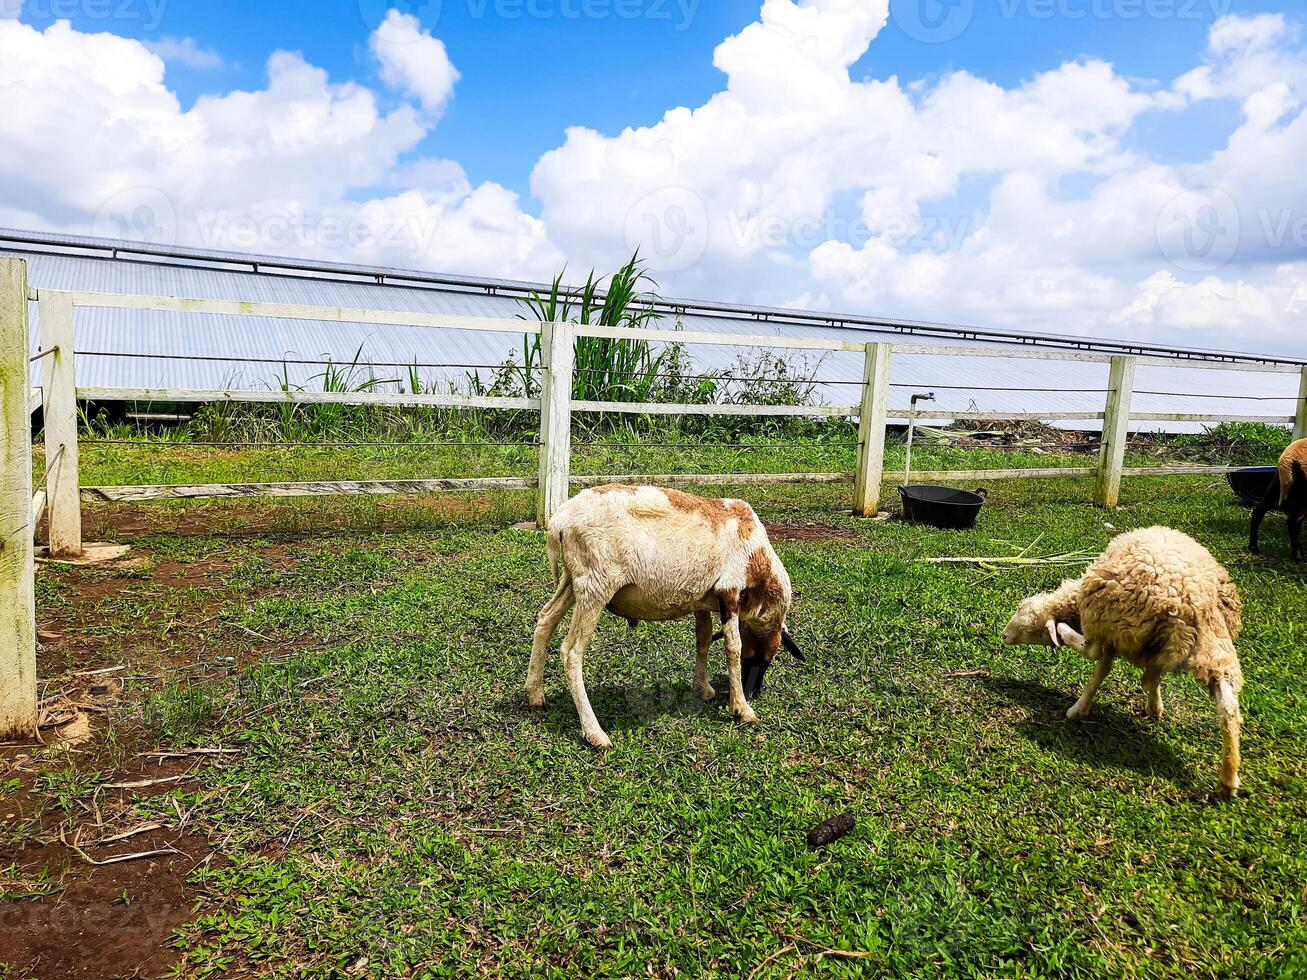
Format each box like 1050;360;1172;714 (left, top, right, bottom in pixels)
526;485;803;749
1250;437;1307;559
1003;527;1245;796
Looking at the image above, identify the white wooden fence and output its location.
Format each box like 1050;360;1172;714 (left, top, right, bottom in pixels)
3;255;1306;736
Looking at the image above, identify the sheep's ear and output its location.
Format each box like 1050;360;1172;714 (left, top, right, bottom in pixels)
782;628;806;662
1046;619;1062;648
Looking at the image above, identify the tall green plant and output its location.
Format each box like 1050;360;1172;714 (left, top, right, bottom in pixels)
517;254;671;404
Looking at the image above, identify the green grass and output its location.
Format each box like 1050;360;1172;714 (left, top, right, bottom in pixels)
23;452;1307;977
62;438;1225;490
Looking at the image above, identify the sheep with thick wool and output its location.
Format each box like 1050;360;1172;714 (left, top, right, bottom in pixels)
1003;527;1245;796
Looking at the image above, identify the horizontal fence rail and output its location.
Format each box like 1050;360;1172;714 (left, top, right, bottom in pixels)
59;291;542;336
77;387;539;413
20;287;1307;541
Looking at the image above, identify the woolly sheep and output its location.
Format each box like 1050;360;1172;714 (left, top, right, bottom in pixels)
526;485;803;749
1250;437;1307;559
1003;526;1245;797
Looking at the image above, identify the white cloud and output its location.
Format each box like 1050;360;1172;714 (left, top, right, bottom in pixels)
0;14;558;280
143;35;223;69
3;2;1307;354
530;2;1307;354
370;8;459;117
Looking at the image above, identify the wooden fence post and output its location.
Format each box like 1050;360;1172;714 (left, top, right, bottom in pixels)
1095;355;1137;509
853;343;892;517
536;319;574;527
38;292;82;558
1293;367;1307;443
0;259;37;741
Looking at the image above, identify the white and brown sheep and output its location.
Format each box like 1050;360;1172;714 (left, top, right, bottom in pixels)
1250;437;1307;559
526;485;803;749
1003;526;1246;797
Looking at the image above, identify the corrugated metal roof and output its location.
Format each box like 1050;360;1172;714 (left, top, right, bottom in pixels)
5;228;1300;432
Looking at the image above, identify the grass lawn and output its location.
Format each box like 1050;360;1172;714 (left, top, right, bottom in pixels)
4;455;1306;977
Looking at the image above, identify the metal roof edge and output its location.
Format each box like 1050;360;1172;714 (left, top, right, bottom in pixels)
2;227;1302;369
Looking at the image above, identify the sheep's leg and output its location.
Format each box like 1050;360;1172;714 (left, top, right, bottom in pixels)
1055;622;1097;661
560;600;611;749
1289;514;1303;561
693;611;716;701
1141;668;1165;720
1211;677;1242;798
526;579;574;708
1067;646;1114;720
722;615;759;725
1249;480;1279;554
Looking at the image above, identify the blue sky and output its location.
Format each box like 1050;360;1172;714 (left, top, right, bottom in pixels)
4;0;1307;352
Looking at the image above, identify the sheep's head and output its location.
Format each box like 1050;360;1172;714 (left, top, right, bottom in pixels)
1002;593;1064;648
1003;579;1084;651
739;548;802;699
739;623;805;699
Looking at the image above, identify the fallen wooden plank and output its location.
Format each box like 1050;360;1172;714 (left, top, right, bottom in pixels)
569;473;854;488
80;465;1242;504
882;468;1097;481
82;477;539;502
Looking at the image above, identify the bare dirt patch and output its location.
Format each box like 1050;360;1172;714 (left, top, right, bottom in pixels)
0;749;222;980
1;536;316;978
765;521;859;543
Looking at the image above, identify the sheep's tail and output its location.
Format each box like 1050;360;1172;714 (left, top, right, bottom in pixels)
1279;453;1307;507
1286;458;1307;507
1194;628;1243;694
1211;673;1243;797
547;527;567;588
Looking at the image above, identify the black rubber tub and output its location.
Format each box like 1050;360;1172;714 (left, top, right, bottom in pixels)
1228;466;1279;507
899;485;989;530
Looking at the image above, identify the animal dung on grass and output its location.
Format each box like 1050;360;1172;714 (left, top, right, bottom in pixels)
807;812;855;848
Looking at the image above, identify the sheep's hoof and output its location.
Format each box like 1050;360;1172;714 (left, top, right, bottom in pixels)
696;685;717;702
526;692;546;710
735;709;760;725
586;733;614;751
1215;782;1240;801
1066;703;1091;721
